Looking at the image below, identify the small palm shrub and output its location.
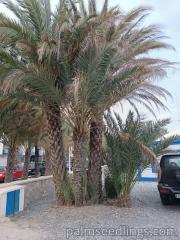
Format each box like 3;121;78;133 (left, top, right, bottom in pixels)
104;111;177;207
106;133;147;206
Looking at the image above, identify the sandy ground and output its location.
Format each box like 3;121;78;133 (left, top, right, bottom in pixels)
0;182;180;240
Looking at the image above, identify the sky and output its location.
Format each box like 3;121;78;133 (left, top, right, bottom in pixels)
0;0;180;133
96;0;180;133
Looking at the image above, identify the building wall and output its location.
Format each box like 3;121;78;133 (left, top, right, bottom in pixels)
0;143;45;167
166;143;180;152
0;155;7;167
0;143;3;155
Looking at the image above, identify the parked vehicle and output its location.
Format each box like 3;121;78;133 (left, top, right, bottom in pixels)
0;166;6;182
0;165;23;183
13;164;24;179
28;155;46;176
158;154;180;205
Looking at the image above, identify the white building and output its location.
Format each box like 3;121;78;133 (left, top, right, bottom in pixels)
0;143;45;167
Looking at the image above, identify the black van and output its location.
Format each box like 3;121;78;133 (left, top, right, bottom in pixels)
158;154;180;205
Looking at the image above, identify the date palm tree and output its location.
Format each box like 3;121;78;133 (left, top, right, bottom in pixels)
105;111;178;207
0;0;100;204
22;107;46;179
0;0;126;206
0;0;72;203
64;0;174;203
0;98;42;182
78;1;172;201
22;141;33;180
0;98;22;182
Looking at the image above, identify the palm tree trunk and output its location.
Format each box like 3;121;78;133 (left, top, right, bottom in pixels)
88;120;103;203
45;149;52;176
47;108;66;205
5;142;16;183
118;193;131;207
73;131;88;206
34;145;40;177
22;145;31;180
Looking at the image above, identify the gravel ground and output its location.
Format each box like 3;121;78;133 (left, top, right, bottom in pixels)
1;182;180;240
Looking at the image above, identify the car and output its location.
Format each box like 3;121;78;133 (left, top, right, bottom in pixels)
28;155;46;177
0;166;6;182
0;165;24;183
13;165;24;180
28;163;46;177
158;153;180;205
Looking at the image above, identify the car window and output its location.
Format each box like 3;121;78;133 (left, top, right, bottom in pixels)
163;157;180;169
0;166;5;171
13;166;19;170
30;156;35;162
13;165;23;170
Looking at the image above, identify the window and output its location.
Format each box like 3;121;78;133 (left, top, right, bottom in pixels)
0;166;6;171
3;147;9;155
163;157;180;169
13;166;23;170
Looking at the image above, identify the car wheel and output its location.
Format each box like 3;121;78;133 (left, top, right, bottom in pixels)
160;194;171;205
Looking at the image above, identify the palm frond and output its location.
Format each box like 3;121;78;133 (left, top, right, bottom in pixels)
0;13;35;44
88;0;97;15
40;0;51;34
102;0;108;14
16;0;46;39
79;0;87;17
153;136;180;155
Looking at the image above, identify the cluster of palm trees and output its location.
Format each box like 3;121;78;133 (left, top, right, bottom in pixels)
0;0;174;206
0;99;46;181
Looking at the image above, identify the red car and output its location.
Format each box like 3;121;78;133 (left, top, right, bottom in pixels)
0;165;24;182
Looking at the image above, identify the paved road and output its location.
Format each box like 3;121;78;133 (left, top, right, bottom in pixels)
0;182;180;240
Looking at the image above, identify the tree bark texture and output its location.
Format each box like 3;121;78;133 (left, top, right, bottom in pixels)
5;142;16;183
73;131;88;206
88;120;103;203
47;108;67;205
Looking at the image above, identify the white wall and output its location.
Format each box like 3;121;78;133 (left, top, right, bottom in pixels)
0;143;3;155
166;144;180;151
0;155;7;167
